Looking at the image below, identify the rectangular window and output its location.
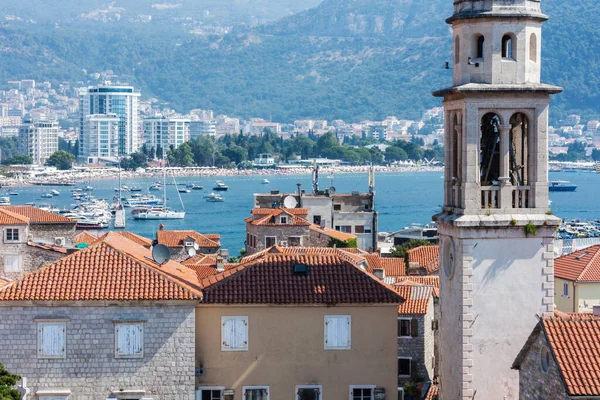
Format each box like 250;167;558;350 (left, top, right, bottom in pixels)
333;204;342;211
339;226;352;233
398;318;411;338
243;386;269;400
197;387;224;400
4;255;22;273
397;388;404;400
398;357;411;377
38;321;66;359
221;316;248;351
364;226;372;234
355;226;365;234
288;236;302;247
350;386;374;400
313;215;322;225
115;322;144;358
324;315;351;350
5;228;19;242
563;282;569;297
296;385;321;400
280;216;288;224
265;236;276;248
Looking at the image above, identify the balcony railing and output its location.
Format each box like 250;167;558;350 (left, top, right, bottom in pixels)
512;186;531;209
481;186;500;209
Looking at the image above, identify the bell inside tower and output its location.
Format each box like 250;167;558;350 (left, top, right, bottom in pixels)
480;113;500;186
509;113;529;186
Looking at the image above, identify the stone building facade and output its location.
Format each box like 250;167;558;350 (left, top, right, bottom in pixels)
0;304;196;400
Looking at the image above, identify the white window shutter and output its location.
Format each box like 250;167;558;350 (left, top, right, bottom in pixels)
325;315;350;349
222;317;234;349
341;316;351;348
235;317;248;349
116;323;143;356
40;323;65;357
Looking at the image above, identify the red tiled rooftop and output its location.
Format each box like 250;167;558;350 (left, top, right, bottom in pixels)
394;276;440;298
157;230;221;248
240;246;368;264
407;245;439;271
0;208;29;225
1;205;75;224
309;224;356;241
246;208;311;226
251;208;308;216
75;231;97;245
27;242;68;254
200;253;404;305
555;245;600;282
0;232;202;301
542;316;600;396
364;254;406;277
393;282;433;314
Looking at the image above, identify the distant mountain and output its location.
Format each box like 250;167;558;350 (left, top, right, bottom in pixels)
0;0;597;122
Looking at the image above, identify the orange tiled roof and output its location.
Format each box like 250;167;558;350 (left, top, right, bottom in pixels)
364;254;406;277
246;208;311;226
0;232;202;301
395;276;440;298
117;231;153;248
183;261;239;280
0;277;11;287
199;253;404;305
27;242;68;254
240;246;368;264
555;245;600;282
407;245;439;271
157;230;221;248
75;231;97;245
0;208;29;225
542;316;600;396
1;205;74;224
393;282;433;314
309;224;356;241
251;208;308;216
425;382;439;400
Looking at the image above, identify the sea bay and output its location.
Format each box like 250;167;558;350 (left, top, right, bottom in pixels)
4;171;599;255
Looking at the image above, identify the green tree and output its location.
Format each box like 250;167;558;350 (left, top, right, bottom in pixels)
316;131;339;157
1;154;33;165
0;137;20;161
120;151;148;170
385;146;408;162
0;361;21;400
168;143;194;167
45;150;75;170
390;238;436;259
223;145;247;165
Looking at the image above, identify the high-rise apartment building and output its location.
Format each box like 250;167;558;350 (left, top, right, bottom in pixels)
143;117;190;151
79;85;140;159
189;120;216;140
80;114;120;162
18;117;59;165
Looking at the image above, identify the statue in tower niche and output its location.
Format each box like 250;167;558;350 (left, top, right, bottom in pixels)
432;0;562;398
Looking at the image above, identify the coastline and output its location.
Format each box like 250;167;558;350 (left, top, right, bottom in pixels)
1;165;443;187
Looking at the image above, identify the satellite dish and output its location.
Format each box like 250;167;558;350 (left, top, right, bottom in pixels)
193;242;199;251
283;195;298;209
329;186;336;194
188;247;197;257
152;244;171;265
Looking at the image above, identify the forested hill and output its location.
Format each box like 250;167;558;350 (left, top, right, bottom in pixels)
0;0;597;122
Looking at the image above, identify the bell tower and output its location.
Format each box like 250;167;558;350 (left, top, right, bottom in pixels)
433;0;562;399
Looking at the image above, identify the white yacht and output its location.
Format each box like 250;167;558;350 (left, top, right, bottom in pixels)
261;179;270;184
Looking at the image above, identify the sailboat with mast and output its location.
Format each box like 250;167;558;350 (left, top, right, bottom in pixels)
133;149;185;220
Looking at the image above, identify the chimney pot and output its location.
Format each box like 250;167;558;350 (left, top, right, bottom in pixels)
216;256;225;272
593;305;600;317
158;224;164;231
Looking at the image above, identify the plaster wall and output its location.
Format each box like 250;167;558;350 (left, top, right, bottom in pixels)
554;277;576;313
195;305;399;399
576;283;600;313
302;196;332;228
0;303;196;400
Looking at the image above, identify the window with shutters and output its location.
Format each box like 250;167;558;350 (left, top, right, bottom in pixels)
265;236;276;248
296;385;321;400
221;316;248;351
324;315;351;350
197;386;224;400
37;321;66;359
398;357;411;377
115;322;144;358
350;386;375;400
242;386;269;400
4;255;22;273
5;228;19;242
398;318;411;338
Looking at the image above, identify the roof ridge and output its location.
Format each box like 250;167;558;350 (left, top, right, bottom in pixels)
576;245;600;281
0;207;30;223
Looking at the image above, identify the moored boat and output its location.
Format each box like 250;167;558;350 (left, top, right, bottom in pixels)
213;181;229;191
549;180;577;192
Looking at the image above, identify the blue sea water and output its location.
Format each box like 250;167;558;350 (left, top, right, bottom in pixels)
4;171;598;254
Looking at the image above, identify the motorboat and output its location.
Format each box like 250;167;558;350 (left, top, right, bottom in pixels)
130;187;142;192
8;191;18;196
178;187;191;193
84;186;94;191
205;193;224;202
123;195;163;207
213;181;229;191
549;181;577;192
51;190;60;196
261;179;270;184
0;197;9;205
133;208;185;220
149;184;161;191
191;184;203;190
41;193;54;198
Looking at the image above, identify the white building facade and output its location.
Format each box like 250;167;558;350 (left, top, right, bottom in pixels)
143;117;190;150
79;85;140;159
189;120;216;140
81;114;120;161
433;0;562;399
18;118;59;165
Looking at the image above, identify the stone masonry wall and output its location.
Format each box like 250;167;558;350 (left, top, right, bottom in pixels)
29;223;77;247
0;304;196;400
245;224;310;255
518;331;569;400
398;296;435;386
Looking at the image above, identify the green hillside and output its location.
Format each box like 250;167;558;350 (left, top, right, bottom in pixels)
0;0;597;122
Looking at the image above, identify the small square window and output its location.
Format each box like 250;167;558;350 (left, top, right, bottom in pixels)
198;387;224;400
355;226;365;234
4;255;22;273
351;387;374;400
115;322;144;358
398;319;411;337
280;216;288;224
313;215;322;225
243;386;269;400
324;315;351;350
265;236;276;248
288;236;301;247
5;228;19;242
333;204;342;211
339;226;352;233
296;385;321;400
38;321;66;359
398;358;411;377
222;316;248;351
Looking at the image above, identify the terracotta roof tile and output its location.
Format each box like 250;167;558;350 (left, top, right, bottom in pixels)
240;246;368;264
394;276;440;298
0;232;202;301
27;242;68;254
393;282;433;314
364;254;406;277
200;253;404;305
425;382;439;400
157;230;220;248
541;316;600;396
309;224;356;241
0;208;29;225
555;245;600;282
251;208;308;216
0;277;11;287
247;208;311;226
183;262;239;281
407;246;439;271
75;231;97;245
1;205;74;224
117;231;153;248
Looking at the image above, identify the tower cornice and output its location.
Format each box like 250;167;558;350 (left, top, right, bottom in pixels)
433;83;563;98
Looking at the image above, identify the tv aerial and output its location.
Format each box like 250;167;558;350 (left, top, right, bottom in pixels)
283;195;298;209
152;244;171;265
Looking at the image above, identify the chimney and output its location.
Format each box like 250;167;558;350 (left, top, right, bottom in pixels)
594;305;600;317
216;256;225;272
373;268;385;280
158;224;164;231
408;261;422;275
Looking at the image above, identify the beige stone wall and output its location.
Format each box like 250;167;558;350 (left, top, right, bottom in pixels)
195;305;399;398
554;277;576;312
